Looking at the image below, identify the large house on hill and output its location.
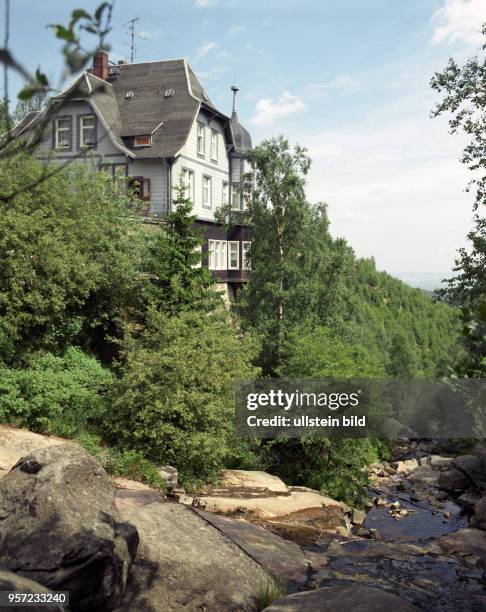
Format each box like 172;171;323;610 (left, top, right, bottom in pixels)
12;52;252;300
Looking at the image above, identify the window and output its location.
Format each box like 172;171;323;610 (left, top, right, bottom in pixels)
197;123;205;156
242;241;251;270
208;240;227;271
202;175;212;208
182;169;195;201
80;115;96;148
231;185;241;211
128;176;151;201
114;165;127;193
228;241;240;270
222;182;229;206
55;117;71;149
134;135;151;147
210;129;218;161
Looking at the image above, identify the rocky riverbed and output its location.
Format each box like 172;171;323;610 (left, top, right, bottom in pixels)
1;425;486;611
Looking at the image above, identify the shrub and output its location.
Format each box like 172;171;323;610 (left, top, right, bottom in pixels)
0;347;111;437
104;309;260;485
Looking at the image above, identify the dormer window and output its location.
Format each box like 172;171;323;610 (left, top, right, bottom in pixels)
54;117;71;150
80;115;96;148
134;135;151;147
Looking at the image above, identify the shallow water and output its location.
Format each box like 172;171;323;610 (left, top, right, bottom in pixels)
364;490;469;542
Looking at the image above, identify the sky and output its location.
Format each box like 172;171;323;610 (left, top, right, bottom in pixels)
3;0;486;287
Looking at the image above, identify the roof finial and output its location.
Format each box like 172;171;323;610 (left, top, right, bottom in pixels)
231;83;240;115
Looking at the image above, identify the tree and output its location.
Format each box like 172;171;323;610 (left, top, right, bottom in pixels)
12;92;47;124
104;308;260;485
236;136;346;375
431;22;486;376
0;154;145;364
143;184;219;314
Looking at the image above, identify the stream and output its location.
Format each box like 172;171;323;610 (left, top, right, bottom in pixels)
282;443;486;611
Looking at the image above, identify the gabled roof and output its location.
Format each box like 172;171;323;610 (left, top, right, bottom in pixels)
16;58;252;160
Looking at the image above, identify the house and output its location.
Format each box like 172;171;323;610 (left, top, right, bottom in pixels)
12;52;252;301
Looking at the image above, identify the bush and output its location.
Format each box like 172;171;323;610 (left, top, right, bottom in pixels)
75;432;167;491
0;347;111;437
104;309;260;486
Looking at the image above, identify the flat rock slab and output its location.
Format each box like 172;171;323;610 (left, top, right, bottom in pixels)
436;528;486;568
194;509;318;585
0;426;65;476
220;470;289;493
195;489;344;519
117;501;268;612
262;584;419;612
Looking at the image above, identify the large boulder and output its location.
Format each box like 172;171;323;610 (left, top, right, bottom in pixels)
453;455;483;484
116;501;269;611
472;494;486;531
0;443;139;611
0;425;65;477
0;571;67;612
262;584;419;611
438;468;469;492
220;470;289;493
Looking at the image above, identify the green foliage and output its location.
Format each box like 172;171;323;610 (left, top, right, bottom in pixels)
0;347;111;436
0;154;146;363
260;437;388;508
236;137;348;375
104;309;260;485
143;183;219;314
75;432;167;491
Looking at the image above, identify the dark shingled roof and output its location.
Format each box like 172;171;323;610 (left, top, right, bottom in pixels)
230;110;252;153
17;59;252;159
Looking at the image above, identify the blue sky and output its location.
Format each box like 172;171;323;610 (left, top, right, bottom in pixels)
4;0;486;284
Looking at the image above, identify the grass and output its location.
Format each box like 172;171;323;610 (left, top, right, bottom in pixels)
255;576;287;610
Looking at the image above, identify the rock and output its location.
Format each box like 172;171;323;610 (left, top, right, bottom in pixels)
374;496;388;507
194;489;345;519
157;464;178;493
220;469;289;493
436;528;486;569
393;458;418;474
428;455;454;470
262;584;420;612
472;494;486;530
116;502;268;611
352;508;366;526
0;425;66;477
439;468;469;492
453;455;483;483
0;443;138;612
407;467;440;487
369;528;382;540
0;571;67;612
114;478;165;510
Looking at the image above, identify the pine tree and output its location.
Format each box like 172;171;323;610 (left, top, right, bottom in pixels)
144;183;220;314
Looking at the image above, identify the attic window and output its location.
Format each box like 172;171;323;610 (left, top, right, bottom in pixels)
125;90;135;99
134;135;151;147
164;88;175;98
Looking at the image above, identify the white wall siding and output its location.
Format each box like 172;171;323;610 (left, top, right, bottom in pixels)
37;100;124;163
174;109;231;221
128;159;169;216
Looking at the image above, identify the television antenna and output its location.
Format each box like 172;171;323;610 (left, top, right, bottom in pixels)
122;17;139;63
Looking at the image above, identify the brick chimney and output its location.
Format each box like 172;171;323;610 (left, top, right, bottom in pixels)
92;51;109;80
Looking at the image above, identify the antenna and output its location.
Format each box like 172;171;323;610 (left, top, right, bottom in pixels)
122;17;139;63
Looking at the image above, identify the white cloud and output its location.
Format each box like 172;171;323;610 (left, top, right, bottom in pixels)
298;110;472;274
431;0;486;46
251;91;305;126
193;41;219;62
195;0;212;6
